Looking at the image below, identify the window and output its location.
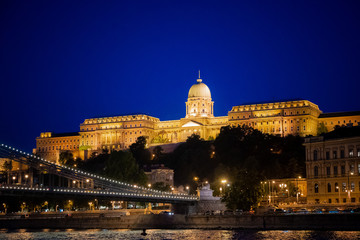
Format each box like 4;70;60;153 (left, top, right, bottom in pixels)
333;151;337;159
326;152;330;160
327;183;331;192
349;149;354;157
303;126;306;130
358;149;360;157
342;183;346;192
314;166;319;177
351;198;356;203
351;164;355;173
335;182;339;192
328;199;332;203
358;164;360;174
297;126;299;131
343;198;347;203
351;182;355;192
341;165;345;176
340;150;345;158
326;167;331;177
314;183;319;193
334;166;338;176
313;150;318;161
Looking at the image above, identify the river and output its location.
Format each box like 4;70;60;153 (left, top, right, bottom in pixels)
0;229;360;240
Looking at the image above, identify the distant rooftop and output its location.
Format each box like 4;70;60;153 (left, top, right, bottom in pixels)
236;98;305;106
87;113;156;119
319;111;360;118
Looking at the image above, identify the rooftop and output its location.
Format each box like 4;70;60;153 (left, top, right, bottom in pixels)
319;111;360;118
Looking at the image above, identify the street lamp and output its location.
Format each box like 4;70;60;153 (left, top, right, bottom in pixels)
24;174;29;185
336;186;340;203
148;184;151;188
12;176;16;184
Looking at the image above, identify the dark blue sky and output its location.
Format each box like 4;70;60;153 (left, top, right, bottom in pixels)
1;0;359;152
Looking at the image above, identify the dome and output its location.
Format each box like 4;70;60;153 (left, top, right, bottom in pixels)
188;79;211;98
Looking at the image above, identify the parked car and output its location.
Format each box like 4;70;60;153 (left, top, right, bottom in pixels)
328;208;340;214
342;208;354;213
223;210;234;215
353;207;360;213
274;208;286;214
311;208;323;214
234;209;243;215
159;211;174;215
296;208;309;214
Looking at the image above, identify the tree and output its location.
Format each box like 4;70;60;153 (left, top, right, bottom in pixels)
317;122;328;135
104;150;147;186
167;134;214;186
2;160;12;184
59;151;76;166
130;136;151;165
152;146;164;162
152;182;171;192
222;169;263;211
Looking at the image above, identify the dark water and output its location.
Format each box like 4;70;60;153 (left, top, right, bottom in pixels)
0;229;360;240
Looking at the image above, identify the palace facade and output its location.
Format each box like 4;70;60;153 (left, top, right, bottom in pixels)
35;75;360;162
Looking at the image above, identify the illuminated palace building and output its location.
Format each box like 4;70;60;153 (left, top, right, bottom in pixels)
35;76;360;162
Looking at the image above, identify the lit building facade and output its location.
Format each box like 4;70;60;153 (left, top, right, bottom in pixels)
304;128;360;205
144;164;174;187
35;75;360;163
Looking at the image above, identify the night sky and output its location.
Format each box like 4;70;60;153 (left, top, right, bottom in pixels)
1;1;360;152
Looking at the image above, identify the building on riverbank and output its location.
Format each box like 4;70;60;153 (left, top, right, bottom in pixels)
305;126;360;205
34;74;360;163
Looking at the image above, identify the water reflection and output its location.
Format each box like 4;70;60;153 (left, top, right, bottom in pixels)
0;229;359;240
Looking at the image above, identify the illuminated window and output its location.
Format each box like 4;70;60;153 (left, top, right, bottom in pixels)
333;151;337;159
335;182;339;192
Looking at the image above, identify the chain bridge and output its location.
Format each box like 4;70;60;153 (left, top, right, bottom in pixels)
0;144;198;204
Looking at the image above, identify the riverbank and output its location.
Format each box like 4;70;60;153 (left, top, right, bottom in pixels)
1;213;360;230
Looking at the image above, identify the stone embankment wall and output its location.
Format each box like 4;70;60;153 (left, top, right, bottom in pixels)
1;214;360;230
